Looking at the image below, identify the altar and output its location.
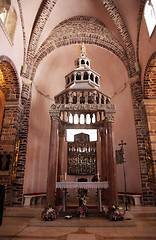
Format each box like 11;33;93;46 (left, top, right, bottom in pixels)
56;181;108;212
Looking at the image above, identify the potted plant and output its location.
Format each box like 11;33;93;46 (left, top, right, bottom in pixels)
76;188;88;217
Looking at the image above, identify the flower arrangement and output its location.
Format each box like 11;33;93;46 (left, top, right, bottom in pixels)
76;188;88;217
106;204;124;221
78;188;87;206
76;205;88;216
41;202;56;221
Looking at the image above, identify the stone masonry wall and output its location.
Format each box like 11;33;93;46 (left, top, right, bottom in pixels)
142;100;156;205
0;58;21;205
143;54;156;205
11;84;32;205
130;79;154;205
0;102;22;205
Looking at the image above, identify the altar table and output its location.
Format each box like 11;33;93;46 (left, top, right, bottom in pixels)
56;181;108;212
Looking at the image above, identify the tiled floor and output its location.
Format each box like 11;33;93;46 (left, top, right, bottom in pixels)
0;205;156;240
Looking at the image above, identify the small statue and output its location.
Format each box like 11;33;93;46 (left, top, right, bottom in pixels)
79;42;86;56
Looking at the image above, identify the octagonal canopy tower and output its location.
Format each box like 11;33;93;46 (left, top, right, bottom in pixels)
47;43;118;209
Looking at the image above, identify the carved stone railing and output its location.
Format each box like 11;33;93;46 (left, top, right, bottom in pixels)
55;89;110;105
49;103;116;126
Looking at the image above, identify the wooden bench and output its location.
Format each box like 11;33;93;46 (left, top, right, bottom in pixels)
23;192;46;206
118;192;142;206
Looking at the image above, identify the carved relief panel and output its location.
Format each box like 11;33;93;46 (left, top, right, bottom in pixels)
67;133;97;175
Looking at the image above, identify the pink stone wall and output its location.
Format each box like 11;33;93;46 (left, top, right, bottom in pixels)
23;89;51;193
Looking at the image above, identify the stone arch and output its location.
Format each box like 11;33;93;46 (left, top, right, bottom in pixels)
0;90;5;133
0;56;20;101
0;56;23;205
0;57;20;101
24;0;136;79
144;52;156;98
136;0;146;63
24;0;57;78
142;51;156;204
101;0;135;70
31;16;133;82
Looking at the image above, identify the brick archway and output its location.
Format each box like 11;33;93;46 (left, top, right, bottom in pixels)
31;16;135;82
0;90;5;133
142;52;156;205
144;52;156;98
0;56;20;100
24;0;136;79
0;56;22;205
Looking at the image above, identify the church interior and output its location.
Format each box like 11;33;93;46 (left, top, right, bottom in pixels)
0;0;156;239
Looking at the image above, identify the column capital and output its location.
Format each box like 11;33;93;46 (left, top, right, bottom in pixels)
105;104;116;123
49;104;60;121
105;111;115;123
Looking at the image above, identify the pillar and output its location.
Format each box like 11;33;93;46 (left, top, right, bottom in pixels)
99;127;108;181
58;125;66;181
105;111;118;207
56;125;65;204
46;106;60;206
99;127;108;203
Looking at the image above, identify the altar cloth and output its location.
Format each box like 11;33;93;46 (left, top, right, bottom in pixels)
56;181;108;189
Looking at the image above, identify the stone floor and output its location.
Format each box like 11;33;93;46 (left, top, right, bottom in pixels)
0;204;156;240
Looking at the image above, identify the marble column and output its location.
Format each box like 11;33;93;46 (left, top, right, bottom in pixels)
105;111;118;207
46;107;60;206
56;125;65;204
99;127;108;181
99;127;108;203
58;125;66;181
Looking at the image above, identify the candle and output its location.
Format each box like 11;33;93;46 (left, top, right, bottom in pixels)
65;172;67;181
98;172;99;180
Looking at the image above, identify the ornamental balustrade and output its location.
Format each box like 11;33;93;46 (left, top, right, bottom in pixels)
55;90;110;105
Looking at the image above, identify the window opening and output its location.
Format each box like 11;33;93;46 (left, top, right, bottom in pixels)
83;72;88;80
67;133;97;175
66;129;97;142
144;0;156;36
90;73;94;81
0;1;17;41
71;74;74;82
95;76;99;84
76;72;81;80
